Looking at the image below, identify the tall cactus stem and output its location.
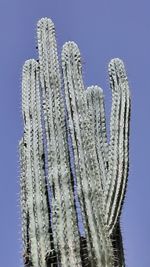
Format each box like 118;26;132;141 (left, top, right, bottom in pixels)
37;18;82;267
104;59;130;235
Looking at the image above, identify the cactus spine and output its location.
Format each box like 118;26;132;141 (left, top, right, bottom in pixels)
19;17;131;267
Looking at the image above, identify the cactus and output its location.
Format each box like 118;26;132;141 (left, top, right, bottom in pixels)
19;17;131;267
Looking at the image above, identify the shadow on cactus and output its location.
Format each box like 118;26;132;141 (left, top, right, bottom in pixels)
19;17;131;267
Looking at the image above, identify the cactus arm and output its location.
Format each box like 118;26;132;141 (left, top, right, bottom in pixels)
104;59;131;235
30;59;56;265
85;83;127;267
37;18;69;267
95;86;109;172
61;42;114;266
19;137;33;266
37;19;60;262
115;79;131;220
85;86;109;192
109;81;130;233
37;18;82;267
22;59;60;266
21;60;42;267
61;42;94;266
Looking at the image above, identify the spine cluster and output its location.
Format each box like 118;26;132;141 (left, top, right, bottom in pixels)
19;17;131;267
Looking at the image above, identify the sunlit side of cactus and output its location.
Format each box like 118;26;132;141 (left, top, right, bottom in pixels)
19;17;131;267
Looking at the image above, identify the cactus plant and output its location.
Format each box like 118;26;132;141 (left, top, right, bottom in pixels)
19;17;131;267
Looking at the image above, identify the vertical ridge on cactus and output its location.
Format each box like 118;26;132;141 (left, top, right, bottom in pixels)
19;17;131;267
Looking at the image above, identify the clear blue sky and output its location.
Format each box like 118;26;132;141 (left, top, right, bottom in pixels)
0;1;149;266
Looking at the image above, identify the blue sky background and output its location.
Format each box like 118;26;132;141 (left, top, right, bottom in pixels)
0;1;149;266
